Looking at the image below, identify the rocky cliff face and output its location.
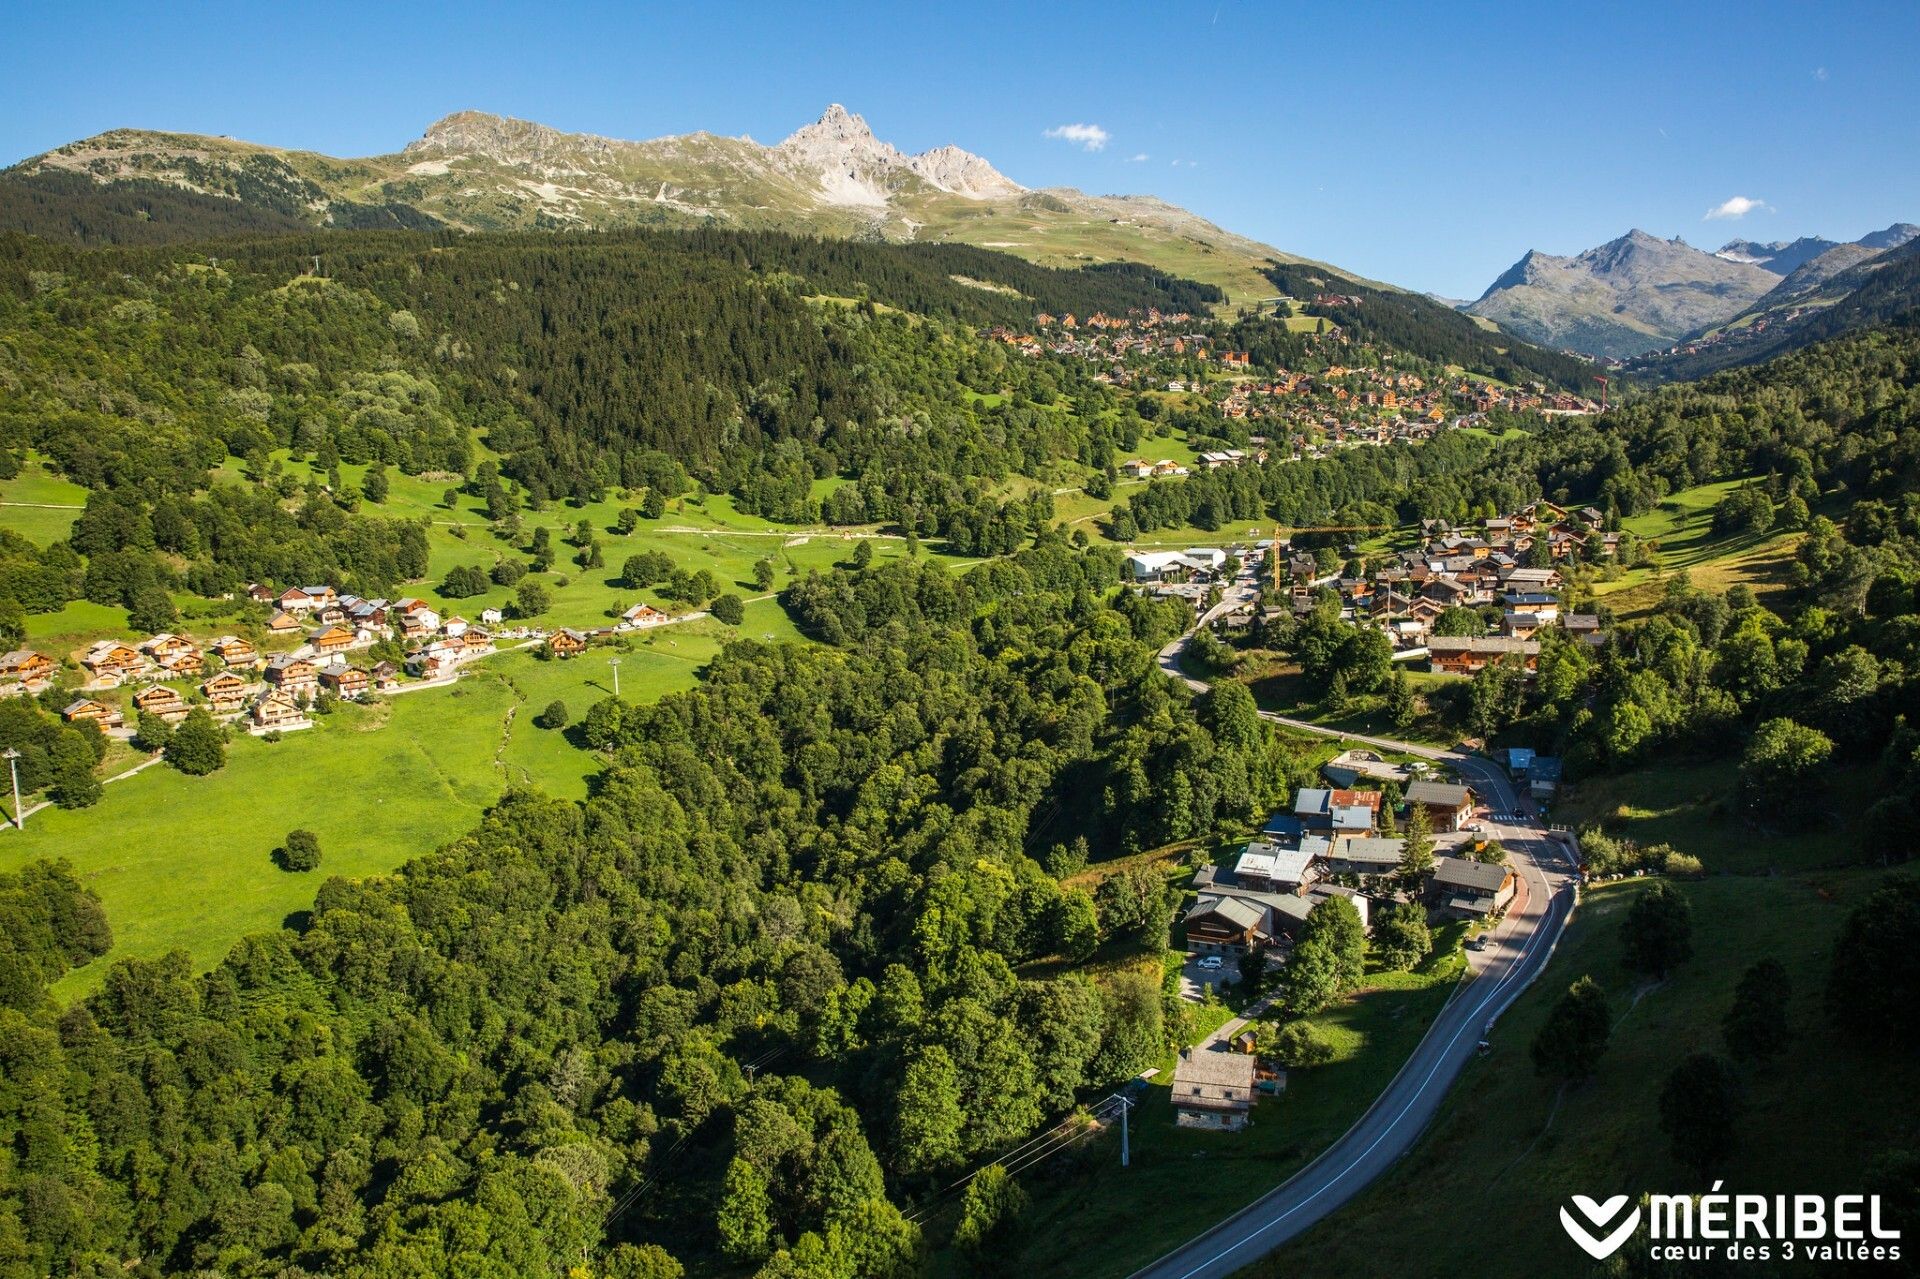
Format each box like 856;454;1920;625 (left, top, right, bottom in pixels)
1467;230;1781;358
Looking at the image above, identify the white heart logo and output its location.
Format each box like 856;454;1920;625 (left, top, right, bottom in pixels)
1560;1194;1640;1260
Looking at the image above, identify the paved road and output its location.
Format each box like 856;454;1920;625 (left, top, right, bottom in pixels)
1135;607;1578;1279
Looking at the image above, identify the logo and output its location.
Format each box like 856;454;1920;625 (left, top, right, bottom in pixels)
1561;1195;1641;1260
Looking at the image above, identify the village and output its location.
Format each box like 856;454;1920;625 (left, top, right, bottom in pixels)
1124;497;1614;677
0;582;693;752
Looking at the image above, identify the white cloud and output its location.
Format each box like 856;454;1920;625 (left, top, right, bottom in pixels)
1128;152;1150;162
1043;123;1110;152
1814;66;1829;81
1704;195;1770;221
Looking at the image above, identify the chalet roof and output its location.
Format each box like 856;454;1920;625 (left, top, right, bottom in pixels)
1406;780;1473;809
1171;1049;1256;1112
1328;836;1405;866
1428;636;1540;656
1185;894;1266;932
1432;856;1510;893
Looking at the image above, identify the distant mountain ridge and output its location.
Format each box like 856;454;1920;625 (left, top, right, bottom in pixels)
0;104;1322;305
1468;222;1918;359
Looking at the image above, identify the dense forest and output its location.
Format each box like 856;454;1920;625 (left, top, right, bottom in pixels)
0;532;1309;1278
0;229;1210;606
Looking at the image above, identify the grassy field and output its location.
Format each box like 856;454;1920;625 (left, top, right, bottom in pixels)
1590;479;1803;618
0;457;87;545
1247;868;1920;1279
1548;755;1881;875
1242;658;1461;749
0;634;721;997
954;941;1469;1279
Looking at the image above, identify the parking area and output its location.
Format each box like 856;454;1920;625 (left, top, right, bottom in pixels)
1180;951;1242;1001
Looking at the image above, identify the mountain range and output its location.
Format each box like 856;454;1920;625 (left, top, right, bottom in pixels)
1467;222;1920;359
0;104;1314;306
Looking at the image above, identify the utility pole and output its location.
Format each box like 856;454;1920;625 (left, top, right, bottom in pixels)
3;748;19;830
1118;1094;1132;1168
610;657;621;698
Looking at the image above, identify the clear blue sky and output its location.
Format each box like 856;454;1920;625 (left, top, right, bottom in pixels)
7;0;1916;297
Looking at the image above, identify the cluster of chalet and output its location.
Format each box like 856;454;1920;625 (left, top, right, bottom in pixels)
984;308;1206;372
1184;769;1516;968
250;583;495;682
1248;499;1613;665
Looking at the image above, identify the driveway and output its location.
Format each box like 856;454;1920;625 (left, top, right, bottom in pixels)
1179;953;1241;1001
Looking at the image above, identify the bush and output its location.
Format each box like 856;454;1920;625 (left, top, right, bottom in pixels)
276;829;321;872
1662;850;1706;878
709;593;745;626
534;699;569;730
1268;1020;1336;1068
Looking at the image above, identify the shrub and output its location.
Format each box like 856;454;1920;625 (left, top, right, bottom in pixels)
534;700;569;730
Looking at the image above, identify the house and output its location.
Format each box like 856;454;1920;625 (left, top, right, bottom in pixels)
264;654;318;694
547;628;589;659
265;611;302;636
369;661;402;692
1183;894;1269;952
251;688;306;729
308;624;355;655
619;603;668;628
0;649;55;687
201;671;250;715
1405;780;1476;832
406;644;462;681
130;683;189;722
277;585;338;614
209;635;258;666
318;663;370;699
1233;841;1316;892
1427;636;1540;676
1124;548;1226;584
62;697;122;729
80;641;146;684
1527;756;1564;801
1171;1048;1258;1131
1429;856;1517;918
140;634;198;663
479;607;505;626
1318;836;1405;878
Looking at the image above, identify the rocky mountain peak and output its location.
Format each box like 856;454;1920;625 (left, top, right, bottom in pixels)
909;143;1023;200
405;110;618;169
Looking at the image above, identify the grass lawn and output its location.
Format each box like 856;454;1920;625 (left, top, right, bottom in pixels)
1548;755;1880;875
953;943;1468;1279
1247;869;1920;1279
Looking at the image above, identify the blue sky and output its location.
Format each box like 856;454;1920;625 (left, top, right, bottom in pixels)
6;0;1916;297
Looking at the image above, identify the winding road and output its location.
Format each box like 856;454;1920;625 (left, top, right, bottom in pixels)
1133;569;1578;1279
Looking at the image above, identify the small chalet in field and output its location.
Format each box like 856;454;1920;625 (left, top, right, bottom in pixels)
1405;780;1476;833
318;663;370;699
479;607;505;626
130;683;189;722
251;688;306;730
264;654;318;694
369;661;402;692
1428;636;1540;676
547;628;589;659
277;585;337;614
308;624;355;655
266;611;302;635
62;697;122;729
1171;1048;1258;1131
209;635;258;666
1429;856;1517;919
0;649;55;689
201;671;250;715
619;603;668;629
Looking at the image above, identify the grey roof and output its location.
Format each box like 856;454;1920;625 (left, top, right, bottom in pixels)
1328;836;1406;866
1186;895;1266;931
1294;787;1331;817
1428;636;1540;655
1445;895;1496;915
1432;856;1510;893
1406;780;1472;808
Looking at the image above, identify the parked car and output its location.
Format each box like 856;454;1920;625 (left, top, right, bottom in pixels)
1465;934;1489;952
1197;955;1224;971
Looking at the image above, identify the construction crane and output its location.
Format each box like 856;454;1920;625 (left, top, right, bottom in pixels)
1592;374;1610;413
